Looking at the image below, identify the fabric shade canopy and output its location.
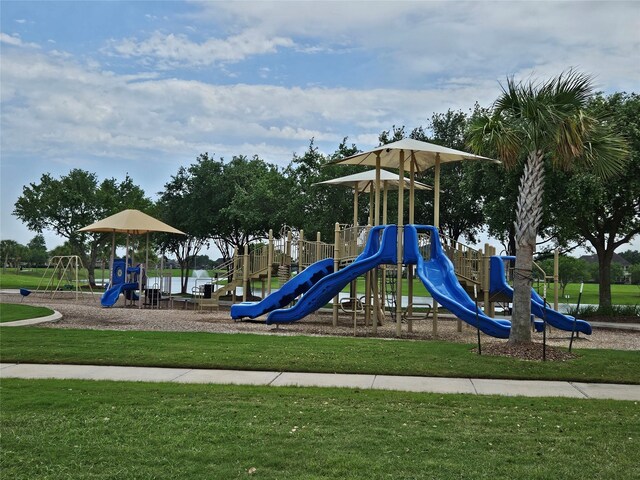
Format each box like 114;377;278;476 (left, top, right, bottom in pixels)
314;169;432;192
330;137;498;228
330;138;497;170
79;209;184;308
78;209;185;235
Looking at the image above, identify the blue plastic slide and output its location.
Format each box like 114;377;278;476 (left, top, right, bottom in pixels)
489;256;591;335
404;225;516;339
267;225;397;324
101;284;123;307
231;258;335;320
100;282;139;307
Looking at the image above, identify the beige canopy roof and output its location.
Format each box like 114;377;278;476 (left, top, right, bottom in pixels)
330;138;498;228
314;169;432;193
330;138;497;170
78;209;185;235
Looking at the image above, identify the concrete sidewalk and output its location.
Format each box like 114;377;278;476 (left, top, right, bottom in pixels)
1;363;638;401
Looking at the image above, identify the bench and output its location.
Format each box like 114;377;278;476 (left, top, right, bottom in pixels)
402;302;432;323
339;297;365;315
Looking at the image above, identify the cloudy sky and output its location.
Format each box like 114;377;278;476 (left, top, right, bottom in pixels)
1;0;638;255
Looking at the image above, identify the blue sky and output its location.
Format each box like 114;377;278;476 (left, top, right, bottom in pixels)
1;0;639;256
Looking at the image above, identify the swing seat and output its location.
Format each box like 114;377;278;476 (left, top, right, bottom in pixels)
19;288;32;302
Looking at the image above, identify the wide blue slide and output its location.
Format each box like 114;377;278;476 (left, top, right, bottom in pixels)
267;225;397;324
404;225;516;339
231;258;334;320
489;256;591;335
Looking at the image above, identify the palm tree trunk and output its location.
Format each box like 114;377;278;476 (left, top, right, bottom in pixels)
511;150;545;344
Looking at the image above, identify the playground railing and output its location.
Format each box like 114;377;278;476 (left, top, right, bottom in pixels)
506;259;551;291
336;225;371;264
440;234;483;288
249;244;270;276
298;239;334;268
271;235;294;267
416;232;431;260
215;256;240;284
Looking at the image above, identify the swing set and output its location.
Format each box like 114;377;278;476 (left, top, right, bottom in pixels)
33;255;96;301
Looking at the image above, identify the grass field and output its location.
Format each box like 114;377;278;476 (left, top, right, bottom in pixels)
1;379;638;479
2;327;638;384
535;282;640;306
0;303;53;323
1;304;637;478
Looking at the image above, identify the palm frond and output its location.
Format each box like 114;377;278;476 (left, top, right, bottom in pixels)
467;113;523;168
578;121;629;179
550;110;592;168
478;69;626;177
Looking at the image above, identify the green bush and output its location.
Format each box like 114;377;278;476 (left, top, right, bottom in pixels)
567;304;639;318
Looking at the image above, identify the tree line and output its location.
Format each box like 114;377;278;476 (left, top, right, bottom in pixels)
9;91;639;306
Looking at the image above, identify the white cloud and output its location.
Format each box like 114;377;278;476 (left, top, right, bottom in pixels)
190;1;639;90
106;29;294;68
0;32;39;48
1;43;507;198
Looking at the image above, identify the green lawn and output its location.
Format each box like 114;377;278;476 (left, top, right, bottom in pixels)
2;327;638;384
0;303;54;323
1;379;638;480
1;306;637;479
535;282;640;306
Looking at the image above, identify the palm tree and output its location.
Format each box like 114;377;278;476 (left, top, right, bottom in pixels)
468;70;628;344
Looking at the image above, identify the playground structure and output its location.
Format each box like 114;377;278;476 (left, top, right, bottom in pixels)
228;138;590;339
69;143;585;340
33;255;95;301
78;209;185;309
229;224;588;339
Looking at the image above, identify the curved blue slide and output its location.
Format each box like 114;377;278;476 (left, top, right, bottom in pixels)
231;258;334;320
267;225;397;324
101;283;139;307
489;256;591;335
404;225;516;339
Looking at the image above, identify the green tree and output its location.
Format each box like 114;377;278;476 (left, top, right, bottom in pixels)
426;110;485;242
48;241;76;258
192;254;213;270
630;264;640;284
537;256;590;297
156;153;290;292
468;71;628;344
14;169;152;286
285;139;363;239
26;234;48;267
217;155;291;254
619;250;640;265
471;162;523;255
0;240;26;271
610;263;624;284
545;93;639;307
